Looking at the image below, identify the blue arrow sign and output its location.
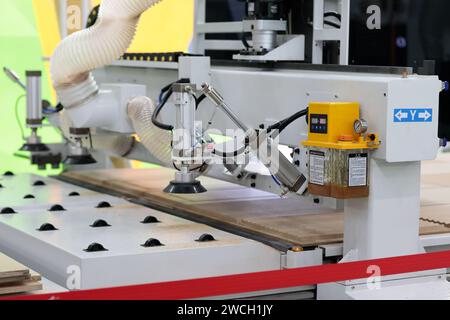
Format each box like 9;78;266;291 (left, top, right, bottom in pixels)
393;108;433;123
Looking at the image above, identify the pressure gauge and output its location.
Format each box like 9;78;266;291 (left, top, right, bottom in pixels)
354;119;368;134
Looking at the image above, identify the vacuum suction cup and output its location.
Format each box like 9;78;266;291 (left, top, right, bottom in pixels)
63;154;97;165
20;143;50;152
163;180;207;194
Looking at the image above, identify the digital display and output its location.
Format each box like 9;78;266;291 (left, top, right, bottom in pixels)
310;114;328;134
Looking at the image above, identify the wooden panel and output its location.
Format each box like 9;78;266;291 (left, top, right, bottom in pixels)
421;187;450;207
0;253;43;296
61;164;450;247
0;253;29;280
243;213;344;247
421;205;450;226
0;279;43;296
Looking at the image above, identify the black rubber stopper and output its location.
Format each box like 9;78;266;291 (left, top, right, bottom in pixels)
33;180;46;186
96;201;112;209
1;207;17;214
196;234;216;242
84;243;108;252
141;216;160;224
63;155;97;165
0;184;4;189
68;192;80;197
20;143;50;152
49;204;66;212
141;238;164;248
38;223;58;232
24;194;35;199
4;171;14;176
90;219;111;228
163;180;207;194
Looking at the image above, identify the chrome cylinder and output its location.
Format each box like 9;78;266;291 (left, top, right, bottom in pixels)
252;30;277;52
26;71;42;127
172;83;196;157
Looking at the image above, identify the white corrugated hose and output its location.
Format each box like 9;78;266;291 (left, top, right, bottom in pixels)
127;96;173;164
50;0;172;163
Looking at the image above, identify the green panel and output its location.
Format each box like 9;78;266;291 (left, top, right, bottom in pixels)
0;0;62;176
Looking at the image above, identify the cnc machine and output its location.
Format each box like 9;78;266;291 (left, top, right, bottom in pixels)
1;0;450;299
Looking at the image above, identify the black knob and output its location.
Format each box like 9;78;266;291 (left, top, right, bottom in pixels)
68;192;80;197
24;194;35;199
33;180;46;186
96;201;112;209
4;171;14;176
141;216;160;224
38;223;58;232
141;238;164;248
196;234;216;242
90;219;111;228
84;243;108;252
49;204;66;212
1;207;16;214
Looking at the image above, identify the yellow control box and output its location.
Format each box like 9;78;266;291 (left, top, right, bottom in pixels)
303;102;378;150
302;102;380;199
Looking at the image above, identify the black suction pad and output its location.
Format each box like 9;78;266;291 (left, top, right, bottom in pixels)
163;180;207;194
20;143;50;152
63;155;97;165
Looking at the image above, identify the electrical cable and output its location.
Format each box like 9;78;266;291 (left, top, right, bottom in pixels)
173;161;207;172
271;175;282;187
267;108;308;134
324;20;341;29
195;94;207;110
324;11;342;21
152;79;191;131
213;145;247;158
241;33;251;49
152;87;174;131
14;95;26;141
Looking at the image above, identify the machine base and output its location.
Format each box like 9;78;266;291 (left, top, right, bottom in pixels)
318;273;450;300
0;174;281;291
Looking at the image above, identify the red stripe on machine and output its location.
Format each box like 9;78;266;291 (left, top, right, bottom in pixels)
5;250;450;300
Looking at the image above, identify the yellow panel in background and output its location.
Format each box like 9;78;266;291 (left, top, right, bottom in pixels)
32;0;61;57
93;0;194;53
32;0;61;103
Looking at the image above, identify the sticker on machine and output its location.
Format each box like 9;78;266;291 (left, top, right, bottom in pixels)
348;153;368;187
309;150;325;186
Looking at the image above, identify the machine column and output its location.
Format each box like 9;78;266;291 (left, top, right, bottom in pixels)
343;159;422;260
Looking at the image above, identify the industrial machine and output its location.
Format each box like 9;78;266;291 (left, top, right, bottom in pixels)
1;0;450;299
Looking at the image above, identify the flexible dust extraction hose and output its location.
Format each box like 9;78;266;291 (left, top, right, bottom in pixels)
127;96;172;164
50;0;162;108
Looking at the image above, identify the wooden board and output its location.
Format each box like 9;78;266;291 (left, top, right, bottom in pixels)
0;279;43;296
0;253;29;280
61;160;450;247
0;253;43;296
242;213;449;247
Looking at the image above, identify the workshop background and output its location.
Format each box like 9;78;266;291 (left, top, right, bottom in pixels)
0;0;194;174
